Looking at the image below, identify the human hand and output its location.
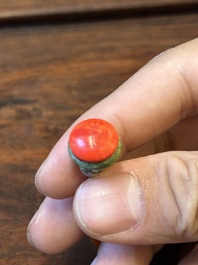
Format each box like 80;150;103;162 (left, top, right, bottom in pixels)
27;38;198;264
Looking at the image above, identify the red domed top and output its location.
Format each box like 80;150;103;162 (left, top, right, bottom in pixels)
68;118;119;162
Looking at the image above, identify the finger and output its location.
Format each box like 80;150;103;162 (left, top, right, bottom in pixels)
125;115;198;161
73;151;198;245
179;243;198;265
36;38;198;199
91;243;155;265
27;197;84;254
168;115;198;151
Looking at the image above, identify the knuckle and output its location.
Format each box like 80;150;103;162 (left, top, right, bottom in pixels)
156;152;198;241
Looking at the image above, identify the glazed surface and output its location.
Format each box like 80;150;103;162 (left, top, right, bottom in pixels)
68;118;119;162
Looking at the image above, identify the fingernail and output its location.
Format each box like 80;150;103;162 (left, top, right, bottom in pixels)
27;209;40;247
35;158;48;191
74;174;143;236
91;257;98;265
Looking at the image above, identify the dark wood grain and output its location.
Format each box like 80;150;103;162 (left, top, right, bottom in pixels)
0;0;197;21
0;9;197;265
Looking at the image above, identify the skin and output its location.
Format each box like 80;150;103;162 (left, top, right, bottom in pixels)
28;38;198;264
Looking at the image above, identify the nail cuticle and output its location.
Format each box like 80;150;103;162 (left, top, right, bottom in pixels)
127;172;145;229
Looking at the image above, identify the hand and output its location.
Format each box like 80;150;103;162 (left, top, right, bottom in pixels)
27;38;198;265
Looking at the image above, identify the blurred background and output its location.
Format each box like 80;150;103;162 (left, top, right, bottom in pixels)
0;1;198;264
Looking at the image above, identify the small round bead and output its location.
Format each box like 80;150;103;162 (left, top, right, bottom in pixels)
68;118;119;163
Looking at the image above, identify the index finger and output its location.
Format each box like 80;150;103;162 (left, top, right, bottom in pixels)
36;38;198;199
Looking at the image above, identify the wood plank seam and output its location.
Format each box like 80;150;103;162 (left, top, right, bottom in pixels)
0;2;197;26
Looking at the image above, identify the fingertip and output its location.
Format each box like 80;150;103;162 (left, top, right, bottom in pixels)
35;148;87;199
27;197;84;254
73;174;143;237
93;243;154;265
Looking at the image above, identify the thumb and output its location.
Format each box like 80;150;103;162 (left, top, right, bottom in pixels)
73;151;198;245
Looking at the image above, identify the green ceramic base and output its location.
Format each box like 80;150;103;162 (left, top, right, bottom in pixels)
68;139;122;177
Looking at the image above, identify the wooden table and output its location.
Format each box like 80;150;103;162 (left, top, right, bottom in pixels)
0;1;197;264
